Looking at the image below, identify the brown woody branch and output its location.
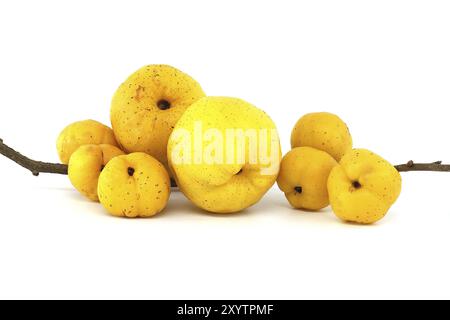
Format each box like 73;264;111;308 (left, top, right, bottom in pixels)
0;138;178;187
0;138;67;176
395;160;450;172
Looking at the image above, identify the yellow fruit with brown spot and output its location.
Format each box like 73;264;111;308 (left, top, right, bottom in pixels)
291;112;352;162
327;149;402;224
68;144;124;201
110;64;205;171
277;147;338;210
57;120;119;164
98;152;171;218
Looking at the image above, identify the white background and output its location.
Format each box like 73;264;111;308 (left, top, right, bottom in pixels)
0;0;449;300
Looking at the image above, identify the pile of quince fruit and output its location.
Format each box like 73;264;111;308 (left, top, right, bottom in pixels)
57;64;401;224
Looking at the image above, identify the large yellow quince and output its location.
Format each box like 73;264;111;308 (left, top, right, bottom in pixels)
98;152;171;218
168;97;281;214
327;149;402;224
68;144;124;201
277;147;338;211
291;112;352;162
110;64;205;171
57;120;119;164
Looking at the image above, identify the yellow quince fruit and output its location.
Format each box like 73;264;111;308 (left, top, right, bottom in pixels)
68;144;124;201
168;97;281;214
291;112;352;161
277;147;338;210
98;152;171;218
57;120;119;164
110;64;205;171
327;149;402;224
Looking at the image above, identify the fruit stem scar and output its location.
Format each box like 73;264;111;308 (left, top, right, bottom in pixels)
135;85;145;102
157;99;171;110
294;186;303;194
127;167;135;177
352;181;362;189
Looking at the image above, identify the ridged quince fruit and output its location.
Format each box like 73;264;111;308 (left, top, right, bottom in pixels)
277;147;338;211
98;152;171;218
168;97;281;214
110;64;205;171
57;120;119;164
328;149;402;224
291;112;352;162
68;144;124;201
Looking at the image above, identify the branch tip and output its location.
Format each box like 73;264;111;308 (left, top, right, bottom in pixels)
0;138;68;176
396;161;450;172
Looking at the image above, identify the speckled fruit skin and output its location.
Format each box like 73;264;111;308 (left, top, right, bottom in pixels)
97;152;171;218
110;64;205;171
68;144;124;201
57;120;119;164
327;149;402;224
291;112;352;162
277;147;338;211
168;97;281;214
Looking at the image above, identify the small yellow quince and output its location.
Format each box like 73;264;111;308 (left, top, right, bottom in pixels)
327;149;402;224
98;152;171;218
277;147;338;210
110;64;205;171
68;144;124;201
291;112;352;161
57;120;119;164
